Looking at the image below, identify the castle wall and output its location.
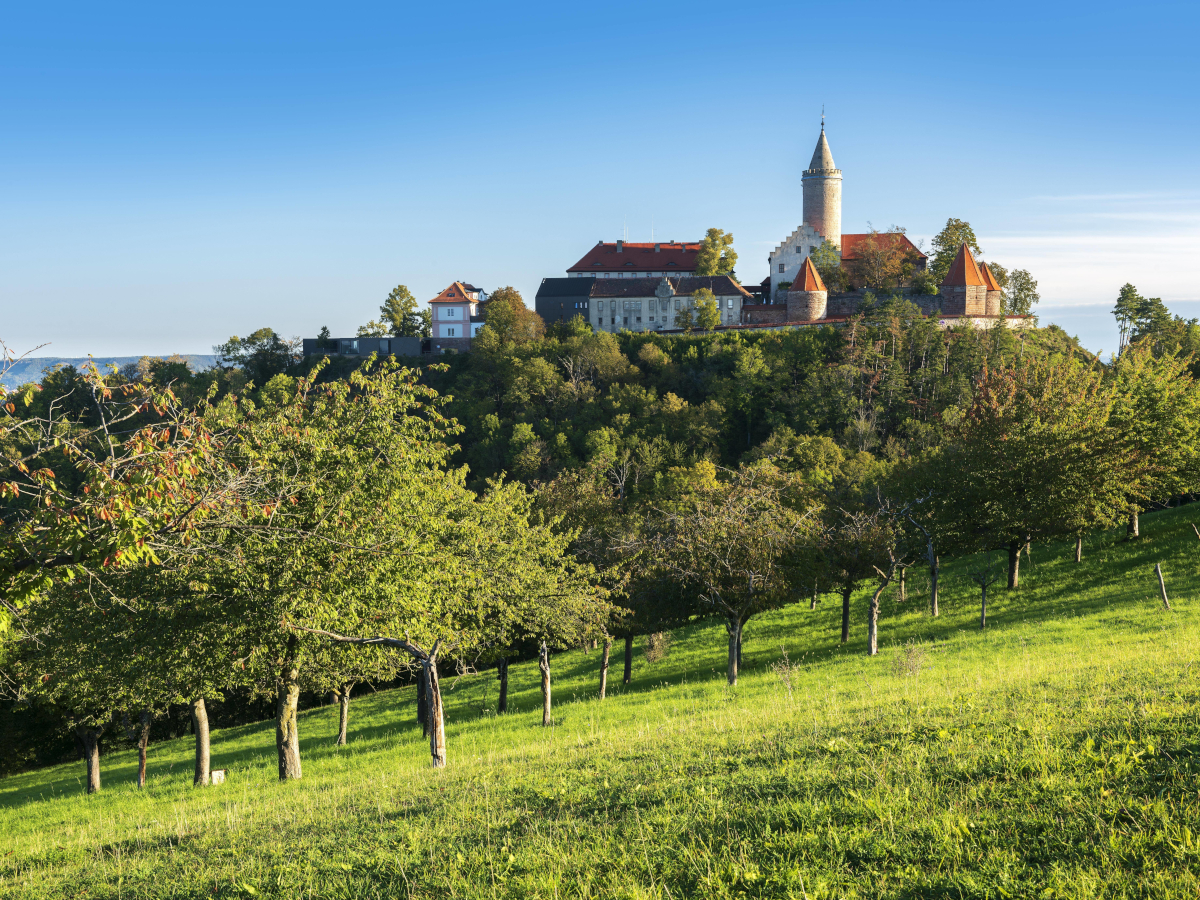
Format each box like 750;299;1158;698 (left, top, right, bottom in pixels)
985;290;1003;316
939;285;987;316
741;304;788;325
787;290;827;322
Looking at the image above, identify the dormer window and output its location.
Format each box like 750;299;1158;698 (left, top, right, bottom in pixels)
667;261;677;267
624;262;633;266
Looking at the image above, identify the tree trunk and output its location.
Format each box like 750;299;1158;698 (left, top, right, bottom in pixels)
980;582;988;629
1128;508;1140;538
736;629;743;670
1075;535;1083;563
135;712;150;789
726;619;741;686
1007;540;1021;590
190;697;211;786
77;725;103;795
598;636;612;700
416;669;430;736
810;584;819;610
898;567;907;602
1156;562;1172;611
841;585;853;644
425;660;446;767
538;642;552;726
623;634;633;684
930;555;940;617
496;658;508;714
868;583;886;657
275;638;302;781
335;683;351;746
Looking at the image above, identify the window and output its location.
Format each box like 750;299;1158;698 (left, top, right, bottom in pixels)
649;316;655;321
623;317;629;325
447;291;455;296
675;299;681;310
447;327;456;337
636;317;641;323
667;261;677;267
624;261;633;267
778;264;785;273
598;300;605;311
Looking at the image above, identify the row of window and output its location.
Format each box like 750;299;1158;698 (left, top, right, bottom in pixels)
594;298;738;311
597;311;739;328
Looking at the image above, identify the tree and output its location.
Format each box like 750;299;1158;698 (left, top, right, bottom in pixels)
316;326;335;350
1114;283;1143;353
693;288;721;332
945;356;1145;588
644;463;818;685
695;228;737;278
809;239;846;293
674;303;696;332
1108;345;1200;538
379;284;424;337
356;319;389;337
213;328;300;385
846;227;910;292
1006;269;1040;318
929;218;981;285
483;287;545;346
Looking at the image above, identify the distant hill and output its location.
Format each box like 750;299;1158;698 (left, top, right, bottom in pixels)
0;355;218;388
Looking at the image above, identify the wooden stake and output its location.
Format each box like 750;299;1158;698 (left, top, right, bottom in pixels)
1155;562;1172;611
1191;523;1200;542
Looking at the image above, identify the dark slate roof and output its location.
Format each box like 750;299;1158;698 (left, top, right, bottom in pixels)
535;277;596;299
588;276;751;299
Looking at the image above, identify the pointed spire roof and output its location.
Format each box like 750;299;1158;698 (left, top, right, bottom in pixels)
795;257;827;292
807;126;837;172
979;261;1002;292
941;243;986;287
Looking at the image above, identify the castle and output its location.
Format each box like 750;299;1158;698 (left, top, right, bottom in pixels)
743;121;1025;330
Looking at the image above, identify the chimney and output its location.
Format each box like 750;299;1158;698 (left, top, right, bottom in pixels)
654;243;660;252
616;240;623;253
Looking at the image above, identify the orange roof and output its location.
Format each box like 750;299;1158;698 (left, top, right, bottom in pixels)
794;257;826;292
979;262;1002;292
567;241;701;273
839;232;926;261
941;244;985;287
430;281;478;304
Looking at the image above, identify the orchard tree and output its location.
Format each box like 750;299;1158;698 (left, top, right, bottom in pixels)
946;356;1145;586
695;228;737;278
1108;345;1200;538
644;463;819;685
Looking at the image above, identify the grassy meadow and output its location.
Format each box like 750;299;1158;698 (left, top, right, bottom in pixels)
3;505;1200;898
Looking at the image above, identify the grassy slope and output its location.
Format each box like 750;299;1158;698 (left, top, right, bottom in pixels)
3;508;1200;899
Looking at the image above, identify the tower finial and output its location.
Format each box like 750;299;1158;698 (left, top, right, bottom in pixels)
821;105;825;130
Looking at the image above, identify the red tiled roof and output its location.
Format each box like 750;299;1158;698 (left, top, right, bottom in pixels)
979;262;1002;292
567;241;701;273
839;232;927;261
941;244;985;287
430;281;478;303
794;257;826;292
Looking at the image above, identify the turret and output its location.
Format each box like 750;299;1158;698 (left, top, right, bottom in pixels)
939;244;988;316
979;262;1003;316
787;258;828;321
802;123;842;248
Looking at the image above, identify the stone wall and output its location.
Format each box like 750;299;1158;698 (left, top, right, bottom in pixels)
787;290;827;322
985;290;1003;316
940;284;987;316
741;304;788;325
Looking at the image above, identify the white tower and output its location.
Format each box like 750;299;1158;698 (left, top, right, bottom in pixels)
801;121;842;248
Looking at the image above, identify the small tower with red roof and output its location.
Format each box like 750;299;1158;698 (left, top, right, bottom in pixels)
979;262;1004;316
939;244;988;316
787;257;828;321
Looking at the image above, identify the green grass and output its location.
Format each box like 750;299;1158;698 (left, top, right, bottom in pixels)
4;507;1200;898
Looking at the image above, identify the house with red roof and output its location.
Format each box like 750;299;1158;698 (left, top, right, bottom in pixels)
429;281;488;352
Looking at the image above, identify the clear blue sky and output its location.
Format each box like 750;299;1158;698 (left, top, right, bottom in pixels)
3;1;1197;359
